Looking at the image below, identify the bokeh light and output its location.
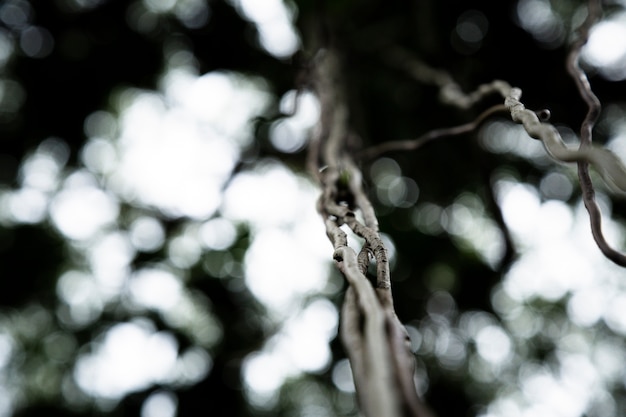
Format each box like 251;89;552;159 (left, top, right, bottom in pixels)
582;11;626;81
74;320;179;401
141;390;178;417
228;0;300;58
1;1;626;416
451;9;488;54
515;0;565;47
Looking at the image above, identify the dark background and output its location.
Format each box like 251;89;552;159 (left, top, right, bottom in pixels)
1;0;625;416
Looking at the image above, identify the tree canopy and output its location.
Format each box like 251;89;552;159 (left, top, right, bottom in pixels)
0;0;625;416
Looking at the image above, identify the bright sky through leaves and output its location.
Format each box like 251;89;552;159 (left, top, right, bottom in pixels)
582;11;626;80
34;32;332;409
0;0;626;416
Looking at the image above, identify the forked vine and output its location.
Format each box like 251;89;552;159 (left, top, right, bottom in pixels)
306;0;626;416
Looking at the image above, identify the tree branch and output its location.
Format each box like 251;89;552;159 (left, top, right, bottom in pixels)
308;44;434;417
369;40;626;266
358;104;507;161
563;0;626;266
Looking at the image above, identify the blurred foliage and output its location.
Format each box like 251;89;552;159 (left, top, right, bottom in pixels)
0;0;625;416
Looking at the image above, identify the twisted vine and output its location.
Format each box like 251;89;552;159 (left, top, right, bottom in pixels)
564;0;626;266
358;0;626;267
306;2;625;416
308;45;433;417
